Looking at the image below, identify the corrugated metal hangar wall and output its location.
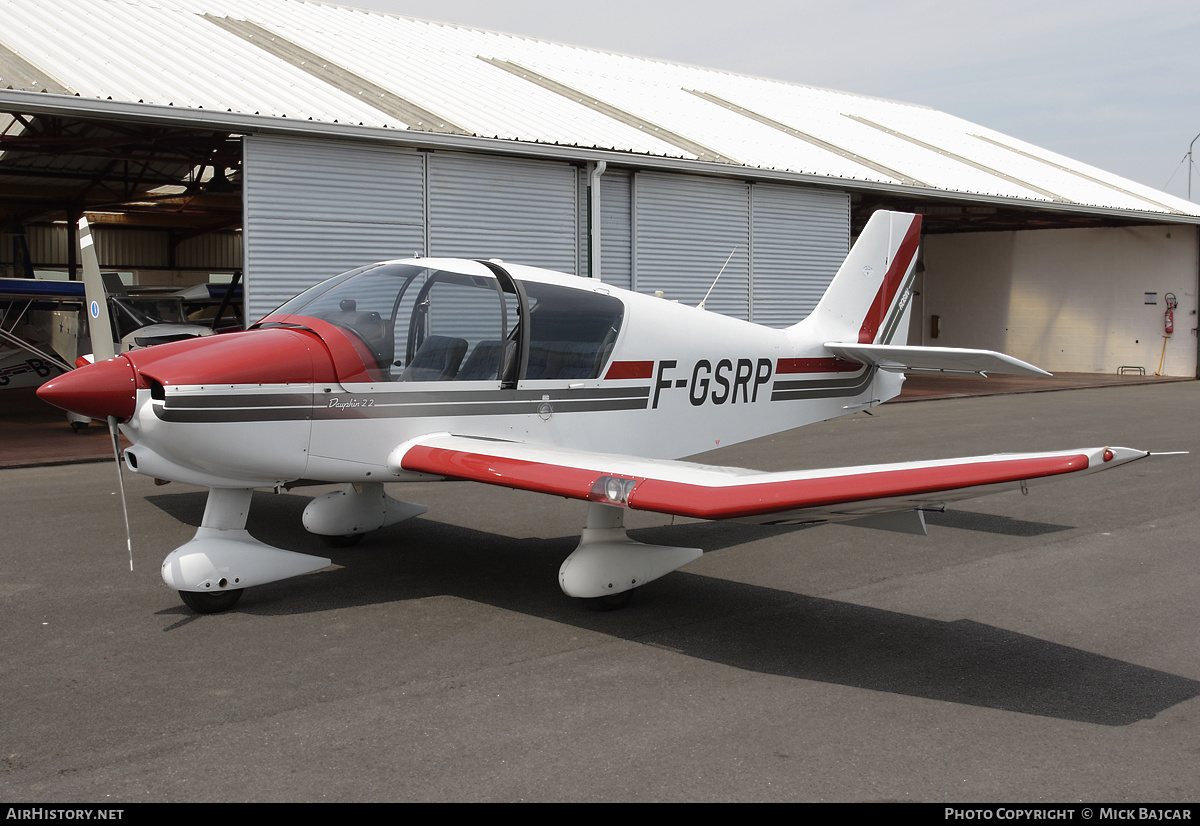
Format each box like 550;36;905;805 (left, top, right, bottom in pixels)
6;226;242;278
242;135;849;324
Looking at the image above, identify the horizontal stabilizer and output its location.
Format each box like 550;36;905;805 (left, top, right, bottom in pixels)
824;342;1050;376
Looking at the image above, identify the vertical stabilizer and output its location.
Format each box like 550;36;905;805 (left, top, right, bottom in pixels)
796;211;921;345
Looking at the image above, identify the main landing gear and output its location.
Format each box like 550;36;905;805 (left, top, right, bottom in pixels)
164;489;700;614
560;503;701;611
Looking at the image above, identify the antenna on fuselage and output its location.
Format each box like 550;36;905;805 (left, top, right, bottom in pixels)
697;247;738;311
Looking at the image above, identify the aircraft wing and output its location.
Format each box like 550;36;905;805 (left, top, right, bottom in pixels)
0;278;85;373
824;342;1050;376
388;434;1146;525
0;278;87;301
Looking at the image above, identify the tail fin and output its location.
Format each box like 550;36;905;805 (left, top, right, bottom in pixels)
797;210;1049;379
796;210;921;345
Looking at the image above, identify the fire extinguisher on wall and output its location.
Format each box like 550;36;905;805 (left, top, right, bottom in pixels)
1156;293;1178;376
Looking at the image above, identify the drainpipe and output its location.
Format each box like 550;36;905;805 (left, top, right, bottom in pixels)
587;161;607;280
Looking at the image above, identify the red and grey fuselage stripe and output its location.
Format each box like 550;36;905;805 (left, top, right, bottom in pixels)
147;355;878;424
770;358;873;402
151;385;652;423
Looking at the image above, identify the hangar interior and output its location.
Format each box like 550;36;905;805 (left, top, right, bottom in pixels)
2;0;1198;379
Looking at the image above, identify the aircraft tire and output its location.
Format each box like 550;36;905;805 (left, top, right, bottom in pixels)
320;533;365;548
581;591;633;612
179;588;244;614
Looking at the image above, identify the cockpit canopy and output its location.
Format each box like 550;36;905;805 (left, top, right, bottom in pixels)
261;262;625;385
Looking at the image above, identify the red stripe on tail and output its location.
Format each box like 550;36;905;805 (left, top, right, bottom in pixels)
858;215;922;344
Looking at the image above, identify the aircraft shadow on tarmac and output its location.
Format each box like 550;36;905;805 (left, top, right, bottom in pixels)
922;509;1073;536
147;489;1199;727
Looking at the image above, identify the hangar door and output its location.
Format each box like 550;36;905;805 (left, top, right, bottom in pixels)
243;135;427;322
631;172;849;326
244;137;580;321
427;152;578;272
750;183;850;327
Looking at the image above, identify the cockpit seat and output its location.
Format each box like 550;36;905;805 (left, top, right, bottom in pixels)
399;335;468;381
456;340;516;381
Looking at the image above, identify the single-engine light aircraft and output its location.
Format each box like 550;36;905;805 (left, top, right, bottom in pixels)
38;211;1152;613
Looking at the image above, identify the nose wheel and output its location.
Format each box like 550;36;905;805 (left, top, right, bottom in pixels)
179;588;244;614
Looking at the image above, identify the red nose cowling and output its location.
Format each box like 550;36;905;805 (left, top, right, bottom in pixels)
37;327;341;423
36;323;359;424
37;355;138;421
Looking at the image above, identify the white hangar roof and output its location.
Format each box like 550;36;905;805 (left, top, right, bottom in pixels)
1;0;1196;222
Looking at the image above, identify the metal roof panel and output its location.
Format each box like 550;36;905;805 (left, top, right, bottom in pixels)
0;0;1193;219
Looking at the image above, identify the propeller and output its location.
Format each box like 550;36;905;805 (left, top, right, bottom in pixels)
78;218;115;362
106;408;134;572
79;217;134;571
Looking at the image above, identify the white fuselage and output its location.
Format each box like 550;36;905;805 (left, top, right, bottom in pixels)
120;260;904;489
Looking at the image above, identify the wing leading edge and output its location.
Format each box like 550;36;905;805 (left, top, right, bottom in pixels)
388;434;1147;525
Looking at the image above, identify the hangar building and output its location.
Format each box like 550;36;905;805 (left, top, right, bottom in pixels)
2;0;1198;376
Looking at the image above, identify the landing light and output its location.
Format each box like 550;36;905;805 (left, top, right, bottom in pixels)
590;475;637;505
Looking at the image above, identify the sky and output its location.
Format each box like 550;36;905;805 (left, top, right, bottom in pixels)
351;0;1200;202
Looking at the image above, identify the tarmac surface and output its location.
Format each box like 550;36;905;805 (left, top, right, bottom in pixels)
1;381;1198;802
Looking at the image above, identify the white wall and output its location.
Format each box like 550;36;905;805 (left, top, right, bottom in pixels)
918;225;1198;377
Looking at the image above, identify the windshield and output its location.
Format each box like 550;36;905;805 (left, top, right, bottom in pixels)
268;263;515;382
264;263;625;384
109;297;160;340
